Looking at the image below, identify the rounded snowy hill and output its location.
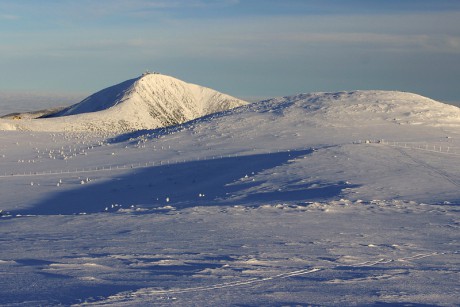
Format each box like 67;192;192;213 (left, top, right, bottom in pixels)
0;73;247;133
165;90;460;155
240;91;460;128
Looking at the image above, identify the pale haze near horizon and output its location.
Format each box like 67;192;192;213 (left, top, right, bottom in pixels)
1;0;460;111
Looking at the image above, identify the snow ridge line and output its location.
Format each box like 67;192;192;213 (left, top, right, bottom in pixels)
80;251;448;305
0;148;311;178
378;140;460;156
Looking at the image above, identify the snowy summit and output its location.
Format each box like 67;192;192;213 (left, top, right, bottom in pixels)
0;73;247;133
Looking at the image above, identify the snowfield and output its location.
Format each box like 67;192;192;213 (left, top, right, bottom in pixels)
0;79;459;306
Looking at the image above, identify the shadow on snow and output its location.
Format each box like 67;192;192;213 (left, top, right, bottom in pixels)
17;149;358;215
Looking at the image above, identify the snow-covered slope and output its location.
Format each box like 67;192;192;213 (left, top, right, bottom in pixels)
0;73;247;133
243;90;460;128
119;90;460;204
1;88;459;306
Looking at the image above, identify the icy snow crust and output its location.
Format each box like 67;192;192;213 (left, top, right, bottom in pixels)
0;86;459;306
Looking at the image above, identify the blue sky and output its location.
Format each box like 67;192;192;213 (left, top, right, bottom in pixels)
1;0;460;103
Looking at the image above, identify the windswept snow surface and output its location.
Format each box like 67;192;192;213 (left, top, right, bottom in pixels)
0;73;247;133
0;90;459;306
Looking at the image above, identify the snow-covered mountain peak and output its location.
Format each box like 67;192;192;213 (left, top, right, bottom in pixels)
3;73;248;133
48;72;246;119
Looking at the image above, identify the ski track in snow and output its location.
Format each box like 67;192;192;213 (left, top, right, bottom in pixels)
79;250;454;305
391;146;460;189
3;197;458;306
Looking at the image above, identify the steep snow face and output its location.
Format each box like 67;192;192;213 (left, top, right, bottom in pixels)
3;73;247;133
48;78;138;116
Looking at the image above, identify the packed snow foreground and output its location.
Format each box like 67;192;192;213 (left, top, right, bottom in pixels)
0;74;459;306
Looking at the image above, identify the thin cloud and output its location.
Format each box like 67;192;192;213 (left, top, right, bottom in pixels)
277;33;460;53
73;0;239;17
0;0;239;25
0;13;19;20
139;0;239;9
